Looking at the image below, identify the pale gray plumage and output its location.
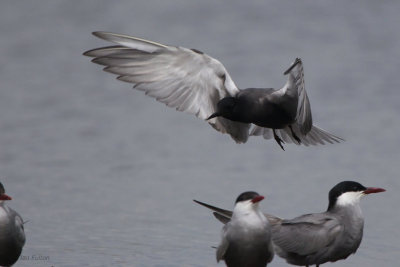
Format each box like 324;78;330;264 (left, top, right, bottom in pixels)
84;32;249;143
196;192;273;267
0;183;25;266
194;181;385;267
84;32;343;148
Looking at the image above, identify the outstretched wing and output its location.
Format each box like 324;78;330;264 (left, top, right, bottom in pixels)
250;124;344;146
84;32;250;143
283;58;312;134
251;58;343;146
272;213;342;256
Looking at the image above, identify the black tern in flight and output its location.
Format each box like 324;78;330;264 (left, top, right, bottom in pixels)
194;181;385;267
0;182;25;267
84;32;343;150
195;192;273;267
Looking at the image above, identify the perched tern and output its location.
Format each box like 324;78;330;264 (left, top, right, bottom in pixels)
195;192;273;267
0;182;25;267
194;181;385;266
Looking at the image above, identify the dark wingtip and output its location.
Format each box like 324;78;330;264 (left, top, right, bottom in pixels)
83;33;105;56
92;31;104;37
92;31;114;41
193;199;206;205
82;49;95;57
283;58;302;75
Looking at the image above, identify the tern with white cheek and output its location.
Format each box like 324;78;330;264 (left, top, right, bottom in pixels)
195;181;385;267
195;191;273;267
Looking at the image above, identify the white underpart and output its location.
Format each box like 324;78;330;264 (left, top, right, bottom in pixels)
232;200;267;227
336;191;364;207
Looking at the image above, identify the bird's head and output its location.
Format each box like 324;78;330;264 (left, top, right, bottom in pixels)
233;191;265;216
327;181;385;211
0;182;12;202
207;97;238;121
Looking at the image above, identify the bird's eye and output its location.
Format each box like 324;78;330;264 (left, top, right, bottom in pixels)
219;73;226;83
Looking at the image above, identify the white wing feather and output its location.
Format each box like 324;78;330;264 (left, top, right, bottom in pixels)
84;32;250;143
282;58;313;134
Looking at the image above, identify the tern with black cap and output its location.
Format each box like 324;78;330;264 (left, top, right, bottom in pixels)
195;191;273;267
195;181;385;267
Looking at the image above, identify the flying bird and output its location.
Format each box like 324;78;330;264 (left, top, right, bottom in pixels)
195;192;273;267
0;182;25;267
194;181;385;267
84;32;343;150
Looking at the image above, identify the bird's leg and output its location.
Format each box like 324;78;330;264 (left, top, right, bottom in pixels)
289;125;301;144
273;129;285;150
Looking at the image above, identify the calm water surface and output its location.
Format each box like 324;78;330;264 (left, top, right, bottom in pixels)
0;1;399;266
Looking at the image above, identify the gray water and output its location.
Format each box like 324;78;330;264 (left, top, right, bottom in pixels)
0;1;399;266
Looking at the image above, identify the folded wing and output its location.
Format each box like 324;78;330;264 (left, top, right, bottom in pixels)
272;213;342;256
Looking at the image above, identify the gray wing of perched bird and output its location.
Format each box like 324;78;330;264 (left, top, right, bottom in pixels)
193;199;342;265
0;205;26;266
84;32;250;143
194;199;233;224
251;59;343;145
271;213;342;257
216;224;230;262
8;208;26;247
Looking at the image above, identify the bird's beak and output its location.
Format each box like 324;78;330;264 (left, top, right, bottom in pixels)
0;193;12;200
206;112;220;120
363;187;386;194
284;58;301;75
251;195;265;203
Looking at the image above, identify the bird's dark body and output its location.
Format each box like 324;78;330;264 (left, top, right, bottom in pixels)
0;240;23;266
0;207;25;266
228;88;298;129
224;235;272;267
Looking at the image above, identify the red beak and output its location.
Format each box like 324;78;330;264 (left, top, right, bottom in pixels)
0;193;12;200
363;187;386;194
251;195;264;203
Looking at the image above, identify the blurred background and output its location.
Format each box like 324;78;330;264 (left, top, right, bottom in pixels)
0;0;399;266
